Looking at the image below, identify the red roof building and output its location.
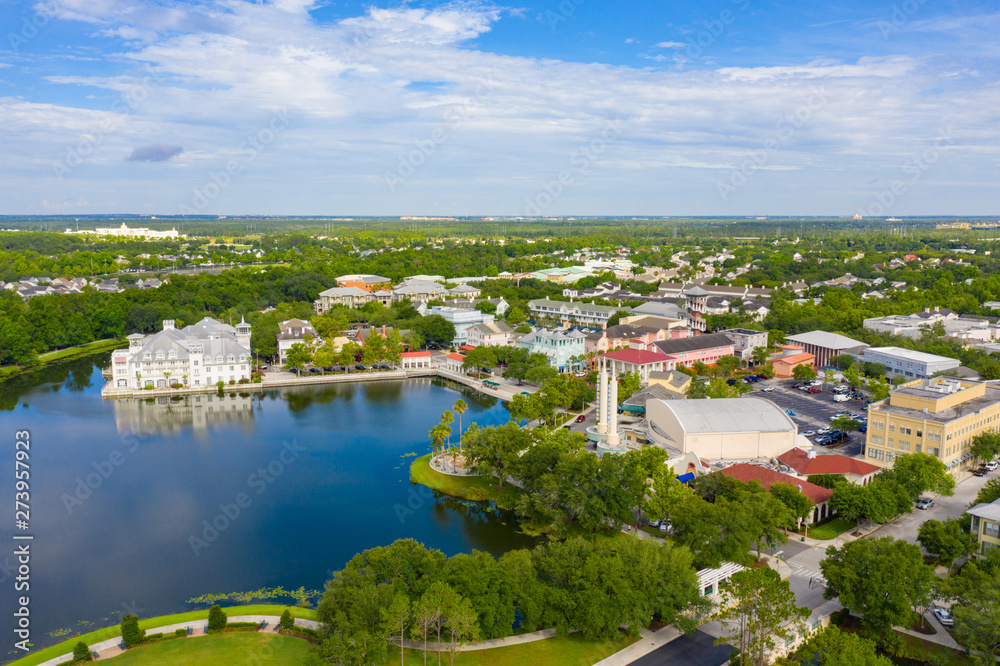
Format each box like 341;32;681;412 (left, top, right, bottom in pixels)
777;448;881;485
400;350;432;369
720;463;834;523
771;351;816;378
600;348;674;382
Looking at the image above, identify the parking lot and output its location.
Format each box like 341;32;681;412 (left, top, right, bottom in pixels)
751;378;868;455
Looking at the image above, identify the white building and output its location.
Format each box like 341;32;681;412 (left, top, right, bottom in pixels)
466;321;514;348
91;223;183;239
315;287;373;312
112;318;252;390
862;346;961;379
276;319;319;364
428;306;496;346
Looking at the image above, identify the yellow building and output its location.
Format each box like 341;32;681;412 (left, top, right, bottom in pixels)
865;377;1000;474
967;499;1000;558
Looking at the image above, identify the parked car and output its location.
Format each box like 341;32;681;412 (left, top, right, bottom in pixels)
800;430;815;437
576;414;586;423
761;386;775;392
985;461;998;471
816;436;833;445
807;387;821;393
916;497;934;510
354;364;365;371
932;607;954;626
974;467;988;477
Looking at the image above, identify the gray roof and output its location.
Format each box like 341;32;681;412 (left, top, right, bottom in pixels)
467;321;513;336
967;498;1000;523
521;328;586;344
630;302;685;318
528;299;620;315
653;333;735;356
623;384;683;407
658;398;796;434
786;330;867;351
320;286;370;297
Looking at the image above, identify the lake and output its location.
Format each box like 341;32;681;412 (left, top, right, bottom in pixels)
0;355;533;661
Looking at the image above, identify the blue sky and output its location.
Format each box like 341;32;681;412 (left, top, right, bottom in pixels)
0;0;997;216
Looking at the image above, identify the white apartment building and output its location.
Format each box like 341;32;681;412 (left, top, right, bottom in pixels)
862;346;961;380
112;318;252;389
315;286;374;312
466;321;514;347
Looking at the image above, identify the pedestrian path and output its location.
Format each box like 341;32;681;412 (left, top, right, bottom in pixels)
397;627;573;652
591;626;679;665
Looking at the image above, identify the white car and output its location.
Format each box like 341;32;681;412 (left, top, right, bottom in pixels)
761;386;775;392
985;461;998;471
801;431;815;437
932;607;954;626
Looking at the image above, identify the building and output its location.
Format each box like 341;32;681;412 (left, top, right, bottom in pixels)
647;370;692;397
428;306;495;347
443;353;466;373
519;328;586;372
276;319;320;364
650;333;736;368
527;299;621;328
92;223;183;239
466;321;514;348
599;348;674;382
112;318;252;390
446;284;482;299
335;274;391;292
777;448;882;486
644;397;798;461
785;331;869;367
621;384;684;416
967;498;1000;559
721;329;769;362
864;377;1000;473
719;464;834;524
393;279;448;304
400;351;432;369
771;349;817;379
443;297;509;317
862;346;961;380
585;323;671;355
314;286;374;312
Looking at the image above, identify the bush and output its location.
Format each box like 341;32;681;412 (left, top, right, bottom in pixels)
278;625;321;642
238;377;249;384
229;379;236;385
216;381;225;389
279;609;294;630
142;385;154;390
145;633;163;641
72;640;90;662
207;604;227;633
225;622;258;631
170;383;182;389
174;628;186;637
120;613;145;647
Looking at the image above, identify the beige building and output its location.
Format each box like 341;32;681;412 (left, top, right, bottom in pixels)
315;286;374;313
647;370;692;397
864;378;1000;473
967;498;1000;559
644;398;797;460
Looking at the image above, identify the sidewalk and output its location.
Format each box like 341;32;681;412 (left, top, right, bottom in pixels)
398;627;570;652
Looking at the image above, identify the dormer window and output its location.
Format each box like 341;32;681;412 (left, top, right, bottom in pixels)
168;351;176;359
155;352;164;360
143;352;151;360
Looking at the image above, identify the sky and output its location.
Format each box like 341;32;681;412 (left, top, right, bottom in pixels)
0;0;997;217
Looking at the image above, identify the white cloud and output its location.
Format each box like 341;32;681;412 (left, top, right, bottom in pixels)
655;41;685;48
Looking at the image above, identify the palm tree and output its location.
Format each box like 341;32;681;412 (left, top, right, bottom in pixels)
452;400;468;449
440;410;454;448
428;424;450;457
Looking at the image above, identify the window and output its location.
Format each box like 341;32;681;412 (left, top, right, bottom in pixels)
985;522;1000;538
899;441;911;452
889;423;895;433
868;449;885;460
888;438;894;447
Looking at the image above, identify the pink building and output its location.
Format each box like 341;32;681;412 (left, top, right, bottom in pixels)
599;349;675;382
650;332;736;368
585;323;672;355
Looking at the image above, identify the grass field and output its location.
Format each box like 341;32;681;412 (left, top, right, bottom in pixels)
804;517;856;540
9;605;317;666
102;633;313;666
409;453;524;510
1;339;126;383
388;631;637;665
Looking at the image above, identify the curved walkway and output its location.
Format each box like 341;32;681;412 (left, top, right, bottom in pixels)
34;616;321;665
397;627;575;653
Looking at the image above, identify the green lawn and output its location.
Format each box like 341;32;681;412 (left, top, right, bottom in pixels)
803;516;856;540
101;632;313;665
388;631;638;665
9;605;317;666
37;339;124;360
410;454;524;510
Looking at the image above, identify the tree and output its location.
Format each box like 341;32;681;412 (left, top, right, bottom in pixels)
207;604;228;632
751;345;770;366
617;371;642;402
462;423;532;488
867;375;890;402
970;431;1000;467
339;340;362;366
423;581;460;666
645;464;696;526
440;410;455;448
972;477;1000;506
382;594;410;666
829;415;860;440
419;315;456;347
410;595;438;666
279;608;294;631
691;360;710;376
863;362;887;378
506;306;526;325
792;364;817;381
714;567;809;666
363;331;387;365
73;640;90;661
120;613;145;647
715;355;740;376
606;310;633;327
821;537;937;638
428;423;450;456
917;518;974;568
284;342;312;375
829;354;855;371
940;560;1000;664
452;399;468;449
888;452;956;500
445;597;480;666
312;340;336;373
769;482;814;529
385;329;404;366
778;626;892;666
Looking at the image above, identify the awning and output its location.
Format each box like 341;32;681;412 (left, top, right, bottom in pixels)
676;472;695;484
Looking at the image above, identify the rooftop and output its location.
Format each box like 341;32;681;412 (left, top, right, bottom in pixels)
786;330;868;350
654;397;796;434
600;348;669;365
865;346;961;364
777;448;882;477
652;332;736;356
872;383;1000;423
967;498;1000;522
720;463;834;504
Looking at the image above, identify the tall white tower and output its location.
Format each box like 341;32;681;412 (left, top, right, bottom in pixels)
607;365;620;448
597;356;608;435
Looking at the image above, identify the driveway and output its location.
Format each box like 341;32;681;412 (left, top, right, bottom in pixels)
629;630;734;666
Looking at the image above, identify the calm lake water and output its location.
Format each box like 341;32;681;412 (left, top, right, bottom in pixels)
0;354;532;662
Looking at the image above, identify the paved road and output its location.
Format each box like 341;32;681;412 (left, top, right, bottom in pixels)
629;630;734;666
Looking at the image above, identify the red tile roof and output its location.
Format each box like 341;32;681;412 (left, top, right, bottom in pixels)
459;345;476;351
773;352;815;365
446;353;466;361
401;351;432;358
720;463;833;504
600;348;667;366
777;448;882;478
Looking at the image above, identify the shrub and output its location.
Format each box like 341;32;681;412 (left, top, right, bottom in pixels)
207;604;227;633
174;628;186;637
120;613;145;647
142;385;154;391
170;383;182;389
279;609;294;630
279;625;321;642
72;641;90;662
225;622;258;631
238;377;249;384
145;633;163;641
216;381;225;389
229;379;236;385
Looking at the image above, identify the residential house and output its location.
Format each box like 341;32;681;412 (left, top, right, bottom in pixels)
967;498;1000;559
647;370;692;397
466;321;514;348
585;323;669;355
276;319;320;364
428;306;496;347
721;329;769;362
315;286;374;313
720;463;834;524
519;328;586;372
393;279;448;304
527;299;620;328
777;448;882;486
335;274;391;292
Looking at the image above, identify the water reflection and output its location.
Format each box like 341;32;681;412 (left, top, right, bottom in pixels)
112;392;256;438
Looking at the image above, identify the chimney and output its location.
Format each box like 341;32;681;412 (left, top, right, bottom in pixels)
807;449;816;459
162;319;175;330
